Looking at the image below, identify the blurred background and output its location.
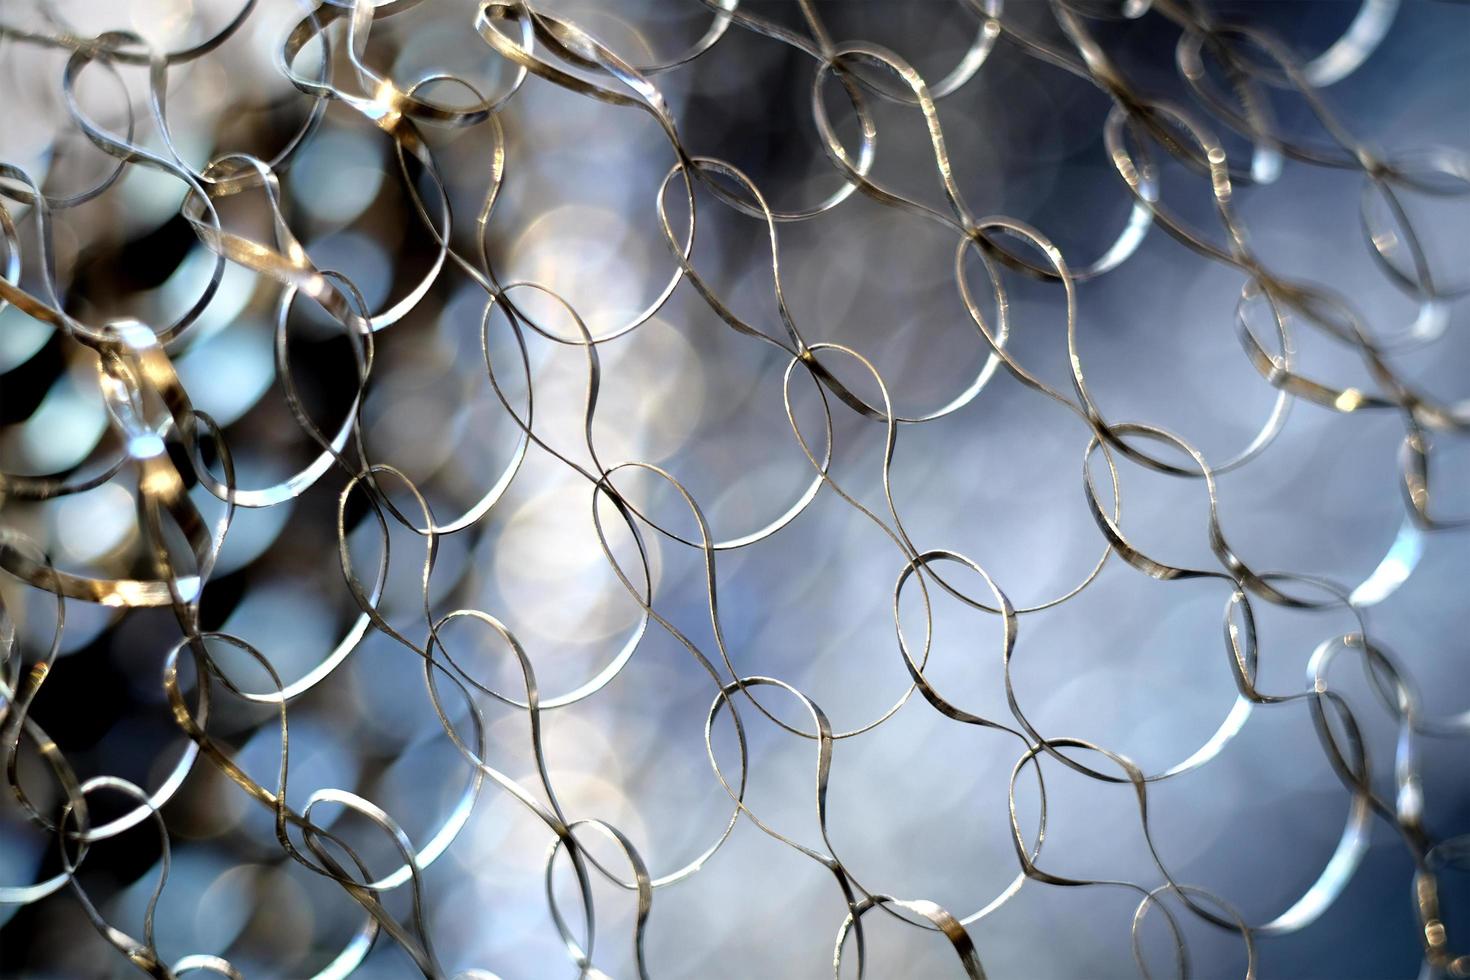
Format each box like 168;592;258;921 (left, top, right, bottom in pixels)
0;0;1467;977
